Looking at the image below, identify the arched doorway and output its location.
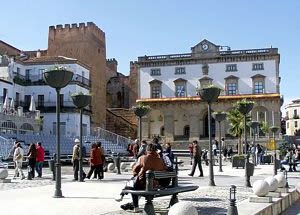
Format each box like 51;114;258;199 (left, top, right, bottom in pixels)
183;125;190;138
204;114;215;137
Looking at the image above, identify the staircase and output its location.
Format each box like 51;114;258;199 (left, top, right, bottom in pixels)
106;108;138;139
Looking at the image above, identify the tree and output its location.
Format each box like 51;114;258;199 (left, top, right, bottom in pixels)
227;108;251;155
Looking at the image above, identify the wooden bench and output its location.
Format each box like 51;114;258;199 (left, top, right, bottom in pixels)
121;170;198;215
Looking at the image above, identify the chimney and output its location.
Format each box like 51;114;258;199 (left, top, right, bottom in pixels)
36;49;41;58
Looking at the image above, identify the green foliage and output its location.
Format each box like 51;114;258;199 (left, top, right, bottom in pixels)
278;141;289;156
236;99;255;106
227;108;251;138
261;121;270;135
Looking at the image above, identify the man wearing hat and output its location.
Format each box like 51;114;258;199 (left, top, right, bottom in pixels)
72;138;80;181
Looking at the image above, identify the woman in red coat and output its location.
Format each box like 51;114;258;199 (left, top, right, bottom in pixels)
86;143;103;179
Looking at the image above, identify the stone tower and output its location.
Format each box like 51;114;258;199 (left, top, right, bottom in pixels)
47;22;107;128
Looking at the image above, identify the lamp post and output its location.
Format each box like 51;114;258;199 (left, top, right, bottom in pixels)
270;126;279;175
213;112;227;172
132;104;151;142
236;100;254;187
71;93;91;182
227;185;238;215
43;68;73;198
197;86;221;186
249;121;260;166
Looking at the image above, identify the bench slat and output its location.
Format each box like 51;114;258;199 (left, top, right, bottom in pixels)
122;185;198;197
152;171;176;179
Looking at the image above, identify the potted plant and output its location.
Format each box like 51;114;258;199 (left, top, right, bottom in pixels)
71;92;91;108
236;99;255;115
132;103;151;118
196;85;221;103
43;65;73;89
232;155;245;168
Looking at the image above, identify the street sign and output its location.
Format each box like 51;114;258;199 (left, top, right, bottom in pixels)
267;139;276;150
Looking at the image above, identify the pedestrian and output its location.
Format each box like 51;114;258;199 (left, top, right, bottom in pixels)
256;144;262;165
35;142;45;177
228;147;233;158
188;140;203;177
72;138;80;181
137;140;147;159
87;143;103;179
213;140;217;157
132;139;140;160
163;142;174;163
250;144;256;166
188;143;193;165
13;142;25;180
27;143;37;179
93;141;105;179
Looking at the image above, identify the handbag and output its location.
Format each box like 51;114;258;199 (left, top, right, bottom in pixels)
125;176;138;190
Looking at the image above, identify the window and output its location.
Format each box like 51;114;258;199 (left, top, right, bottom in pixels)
17;67;20;75
295;121;298;128
175;84;186;97
226;83;238;95
151;85;161;98
287;122;289;129
253;63;264;70
149;80;162;98
24;95;31;107
175;67;186;75
15;92;20;106
252;74;265;94
38;95;44;107
38;69;45;80
294;109;297;116
150;68;161;76
226;64;237;72
25;69;31;80
254;81;264;94
82;124;87;136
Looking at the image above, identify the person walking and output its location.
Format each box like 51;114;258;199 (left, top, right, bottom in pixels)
13;142;25;180
93;141;105;179
87;143;103;179
35;142;45;177
188;140;204;177
72;138;80;181
27;143;37;179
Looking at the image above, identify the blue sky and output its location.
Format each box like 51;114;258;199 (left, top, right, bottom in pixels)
1;0;299;106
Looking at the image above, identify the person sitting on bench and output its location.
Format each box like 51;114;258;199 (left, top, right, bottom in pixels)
116;143;167;212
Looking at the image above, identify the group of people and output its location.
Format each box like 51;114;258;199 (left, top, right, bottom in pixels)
117;137;174;212
280;144;300;172
13;141;45;180
71;139;105;181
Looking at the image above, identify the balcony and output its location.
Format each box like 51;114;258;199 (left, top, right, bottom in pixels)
12;73;91;89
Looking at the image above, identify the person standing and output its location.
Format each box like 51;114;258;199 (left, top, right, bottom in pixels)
93;141;105;179
35;142;45;177
13;142;25;180
27;143;37;179
72;138;80;181
87;143;102;179
188;140;203;177
152;137;163;157
132;139;140;160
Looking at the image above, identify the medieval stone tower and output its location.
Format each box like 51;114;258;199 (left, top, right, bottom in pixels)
48;22;107;128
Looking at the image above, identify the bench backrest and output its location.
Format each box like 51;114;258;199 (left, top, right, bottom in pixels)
145;170;178;191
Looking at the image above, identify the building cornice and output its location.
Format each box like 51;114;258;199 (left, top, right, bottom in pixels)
136;93;281;104
134;48;279;68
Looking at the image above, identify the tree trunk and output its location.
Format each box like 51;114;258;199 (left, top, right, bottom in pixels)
238;136;242;155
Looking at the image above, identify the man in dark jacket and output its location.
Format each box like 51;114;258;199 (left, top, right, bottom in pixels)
188;140;204;177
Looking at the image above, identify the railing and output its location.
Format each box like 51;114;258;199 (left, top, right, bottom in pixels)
12;72;91;88
138;48;278;61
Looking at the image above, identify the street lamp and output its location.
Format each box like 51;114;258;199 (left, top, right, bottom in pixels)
197;86;221;186
236;99;254;187
270;126;279;175
71;93;91;182
132;104;151;142
249;121;260;166
43;68;73;198
213;112;227;172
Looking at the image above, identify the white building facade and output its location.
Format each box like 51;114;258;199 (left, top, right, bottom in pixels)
285;99;300;136
0;54;91;136
134;40;282;142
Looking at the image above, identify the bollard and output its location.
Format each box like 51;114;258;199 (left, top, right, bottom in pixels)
27;166;32;180
284;170;289;188
227;185;238;215
113;153;121;174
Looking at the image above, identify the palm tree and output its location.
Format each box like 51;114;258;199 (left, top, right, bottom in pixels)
227;108;251;155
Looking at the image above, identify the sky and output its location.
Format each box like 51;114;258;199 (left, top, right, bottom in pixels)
1;0;299;107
